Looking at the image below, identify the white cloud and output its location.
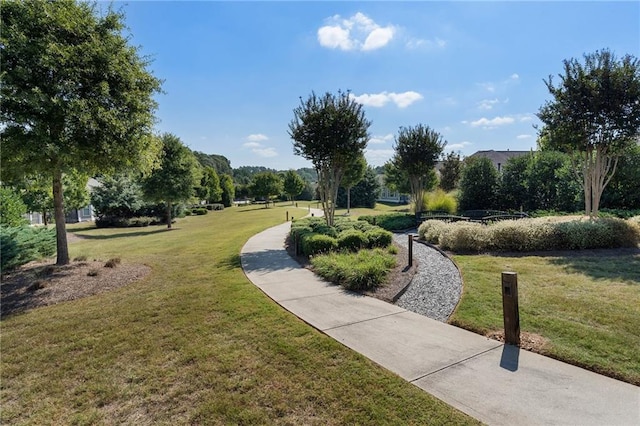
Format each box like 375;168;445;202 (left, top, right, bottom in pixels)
243;142;262;148
370;133;394;144
477;98;500;110
365;148;395;165
246;134;269;142
252;148;278;158
510;73;520;80
318;12;395;52
406;37;446;50
517;134;532;139
470;116;515;128
447;141;472;150
350;91;423;108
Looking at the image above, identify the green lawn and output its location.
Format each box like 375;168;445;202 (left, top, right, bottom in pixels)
451;252;640;385
1;205;478;425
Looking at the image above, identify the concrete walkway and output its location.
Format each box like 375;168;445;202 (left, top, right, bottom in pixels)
241;220;640;426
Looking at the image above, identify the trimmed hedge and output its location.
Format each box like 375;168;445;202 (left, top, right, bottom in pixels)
365;228;393;248
418;216;640;253
96;216;155;228
337;230;368;252
301;233;338;256
358;213;415;231
1;226;56;270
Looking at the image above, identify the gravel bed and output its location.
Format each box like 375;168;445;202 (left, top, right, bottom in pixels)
392;232;462;322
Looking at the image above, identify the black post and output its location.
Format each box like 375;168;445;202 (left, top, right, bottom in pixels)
408;234;413;267
286;211;289;221
501;272;520;345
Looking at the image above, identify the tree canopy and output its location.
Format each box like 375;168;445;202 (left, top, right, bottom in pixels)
249;172;283;207
391;124;446;213
282;170;306;204
340;154;367;214
439;151;462;192
1;0;162;263
537;49;640;216
289;91;370;226
458;157;500;211
143;134;201;228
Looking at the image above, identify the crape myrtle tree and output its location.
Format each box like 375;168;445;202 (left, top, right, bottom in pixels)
392;125;446;214
282;170;306;204
143;134;201;229
537;49;640;217
0;0;162;264
249;171;283;208
289;91;371;226
340;154;367;214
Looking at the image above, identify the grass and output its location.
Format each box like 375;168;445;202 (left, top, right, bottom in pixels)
451;252;640;385
311;248;396;290
1;204;478;425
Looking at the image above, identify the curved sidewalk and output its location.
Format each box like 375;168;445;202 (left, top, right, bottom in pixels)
241;221;640;426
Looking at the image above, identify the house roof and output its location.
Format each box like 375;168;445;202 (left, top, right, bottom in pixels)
468;150;531;168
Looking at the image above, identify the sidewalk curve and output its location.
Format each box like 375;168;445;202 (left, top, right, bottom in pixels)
241;220;640;426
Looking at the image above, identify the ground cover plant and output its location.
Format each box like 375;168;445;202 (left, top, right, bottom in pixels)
450;251;640;385
418;216;640;252
1;205;477;424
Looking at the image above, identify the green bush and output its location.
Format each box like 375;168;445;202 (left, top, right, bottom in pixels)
364;228;393;248
95;216;154;228
300;233;338;256
337;230;369;251
191;208;208;215
424;189;458;214
361;213;415;231
0;187;28;227
311;248;396;291
1;226;56;270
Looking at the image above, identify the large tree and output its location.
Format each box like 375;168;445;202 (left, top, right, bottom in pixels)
337;166;379;209
391;125;446;214
196;166;223;204
249;172;283;208
282;170;306;204
143;134;201;229
289;91;370;226
219;174;235;207
1;0;162;264
458;157;500;211
439;151;462;192
537;49;640;217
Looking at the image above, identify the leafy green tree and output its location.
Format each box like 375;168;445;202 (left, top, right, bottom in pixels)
289;91;371;226
383;158;411;195
143;134;201;229
0;186;28;227
337;166;379;209
499;154;532;211
340;155;367;214
197;166;223;203
439;151;462;191
527;151;572;211
537;49;640;217
391;125;446;213
220;174;235;207
250;172;283;208
283;170;306;204
0;1;162;264
601;143;640;209
458;157;500;211
90;173;145;219
192;152;232;176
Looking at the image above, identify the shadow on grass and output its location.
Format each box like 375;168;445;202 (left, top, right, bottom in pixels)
548;251;640;284
72;228;171;240
220;253;242;270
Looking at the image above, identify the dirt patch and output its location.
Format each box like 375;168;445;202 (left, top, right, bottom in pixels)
486;330;549;353
284;236;417;302
1;258;151;318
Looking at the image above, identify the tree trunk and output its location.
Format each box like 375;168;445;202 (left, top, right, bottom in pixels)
52;168;69;265
42;211;48;226
166;201;172;229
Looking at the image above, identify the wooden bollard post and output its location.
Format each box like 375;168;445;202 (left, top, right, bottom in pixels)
501;272;520;345
286;211;289;221
408;234;414;267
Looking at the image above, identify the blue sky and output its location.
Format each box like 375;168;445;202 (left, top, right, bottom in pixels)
117;1;639;170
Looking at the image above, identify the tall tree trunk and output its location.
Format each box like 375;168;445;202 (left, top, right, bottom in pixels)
53;168;69;265
42;210;48;226
166;201;172;229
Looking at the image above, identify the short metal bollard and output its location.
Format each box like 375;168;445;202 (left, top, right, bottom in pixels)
502;272;520;345
408;234;414;267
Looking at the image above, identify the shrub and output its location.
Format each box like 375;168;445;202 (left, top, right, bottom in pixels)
337;230;369;251
96;216;154;228
357;215;376;226
191;208;208;215
438;222;490;252
0;187;28;227
104;257;122;268
300;233;338;256
424;189;458;214
311;248;396;291
209;203;224;211
368;213;415;231
0;226;56;270
418;220;448;244
364;228;393;248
